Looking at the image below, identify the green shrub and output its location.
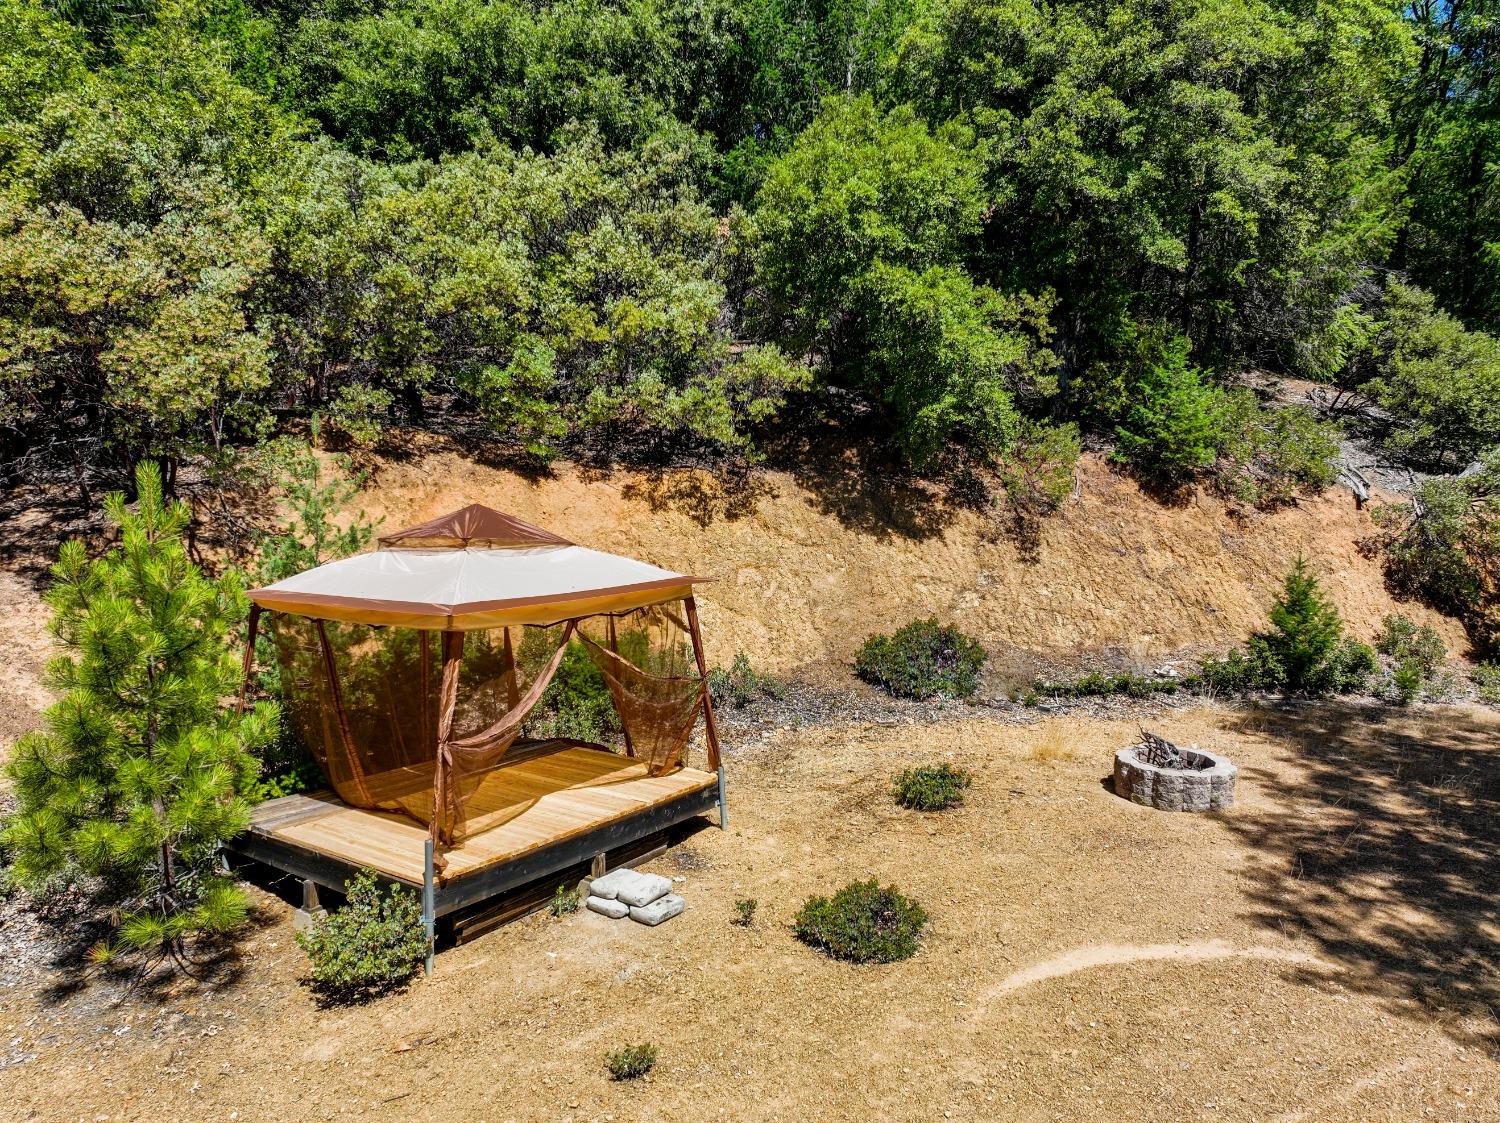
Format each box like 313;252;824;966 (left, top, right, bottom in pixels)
1375;614;1447;674
1033;669;1200;699
1392;658;1425;705
892;763;972;810
1198;558;1375;697
1213;392;1341;505
549;883;581;917
605;1043;658;1081
296;869;427;1002
855;618;987;700
731;898;759;927
532;639;620;743
709;653;785;709
1473;663;1500;705
792;880;927;963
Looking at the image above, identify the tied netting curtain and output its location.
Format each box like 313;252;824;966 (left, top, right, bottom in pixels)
268;602;711;851
577;605;705;777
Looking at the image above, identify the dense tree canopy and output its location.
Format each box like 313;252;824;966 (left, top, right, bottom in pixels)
0;0;1494;521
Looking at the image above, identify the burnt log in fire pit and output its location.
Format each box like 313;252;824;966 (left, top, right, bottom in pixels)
1113;729;1236;812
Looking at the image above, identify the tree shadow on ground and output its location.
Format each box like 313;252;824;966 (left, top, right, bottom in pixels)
1221;702;1499;1046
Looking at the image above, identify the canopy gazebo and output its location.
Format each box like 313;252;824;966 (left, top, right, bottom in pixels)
231;505;726;961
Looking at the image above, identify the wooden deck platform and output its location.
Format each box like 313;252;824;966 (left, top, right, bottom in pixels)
230;743;721;920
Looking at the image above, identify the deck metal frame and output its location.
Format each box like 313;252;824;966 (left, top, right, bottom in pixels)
226;775;721;936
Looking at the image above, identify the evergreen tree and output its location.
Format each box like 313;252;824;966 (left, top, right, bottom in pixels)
2;463;275;967
1261;556;1346;688
1112;337;1223;480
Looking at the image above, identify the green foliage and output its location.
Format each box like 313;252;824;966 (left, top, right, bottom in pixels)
792;879;927;963
1390;658;1425;706
892;762;972;810
605;1042;659;1081
1375;615;1446;676
295;869;427;1003
1361;283;1500;469
530;640;621;744
997;421;1081;516
1033;670;1199;700
731;897;759;927
549;883;581;917
1212;392;1341;505
751;96;1054;470
1375;450;1500;655
1111;337;1222;481
1;463;274;961
854;618;987;700
1199;557;1376;696
254;435;378;586
1473;663;1500;706
708;652;785;709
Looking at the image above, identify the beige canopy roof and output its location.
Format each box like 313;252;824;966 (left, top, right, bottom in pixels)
249;505;704;629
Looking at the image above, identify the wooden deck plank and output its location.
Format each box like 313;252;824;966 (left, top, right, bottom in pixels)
248;745;715;885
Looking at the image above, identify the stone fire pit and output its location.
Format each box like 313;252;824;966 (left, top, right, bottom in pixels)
1113;730;1236;812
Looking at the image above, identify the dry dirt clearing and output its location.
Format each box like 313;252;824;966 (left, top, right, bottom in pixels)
3;702;1497;1123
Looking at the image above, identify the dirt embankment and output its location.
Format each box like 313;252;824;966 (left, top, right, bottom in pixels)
350;443;1464;674
0;442;1466;760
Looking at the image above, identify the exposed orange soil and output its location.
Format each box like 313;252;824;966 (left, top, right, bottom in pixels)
350;443;1465;674
3;702;1497;1122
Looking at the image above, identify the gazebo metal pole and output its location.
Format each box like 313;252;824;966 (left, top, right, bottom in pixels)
422;839;436;976
683;596;727;830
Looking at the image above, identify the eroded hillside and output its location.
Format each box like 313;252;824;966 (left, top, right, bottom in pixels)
348;442;1463;673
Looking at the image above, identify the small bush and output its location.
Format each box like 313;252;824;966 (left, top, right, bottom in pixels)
550;883;581;916
731;898;759;927
1213;392;1341;506
296;869;427;1002
1375;614;1446;675
892;763;972;810
1391;658;1425;705
792;880;928;963
1033;669;1198;699
1473;663;1500;705
532;639;620;743
1200;558;1375;697
709;653;785;709
605;1042;658;1081
855;618;987;700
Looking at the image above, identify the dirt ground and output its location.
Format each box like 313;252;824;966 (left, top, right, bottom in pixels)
3;701;1497;1123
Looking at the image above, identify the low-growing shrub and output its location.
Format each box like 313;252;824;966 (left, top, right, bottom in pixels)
731;898;759;927
855;618;987;700
605;1042;658;1080
1033;669;1199;699
549;883;581;916
296;869;427;1003
792;880;928;963
709;653;785;709
892;763;972;810
1473;663;1500;705
1375;614;1447;675
532;640;620;743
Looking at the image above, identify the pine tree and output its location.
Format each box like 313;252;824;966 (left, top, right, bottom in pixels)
1261;556;1345;688
2;463;275;967
1113;337;1223;480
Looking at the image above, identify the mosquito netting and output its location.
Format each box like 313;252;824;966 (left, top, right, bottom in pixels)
245;504;720;863
266;604;712;848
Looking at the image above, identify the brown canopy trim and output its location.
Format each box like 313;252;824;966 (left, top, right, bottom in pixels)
379;503;573;550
